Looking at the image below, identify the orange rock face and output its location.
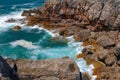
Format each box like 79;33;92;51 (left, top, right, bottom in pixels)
85;56;105;80
77;53;86;59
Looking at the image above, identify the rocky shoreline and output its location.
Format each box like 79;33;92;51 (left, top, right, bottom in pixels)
0;56;83;80
4;0;120;80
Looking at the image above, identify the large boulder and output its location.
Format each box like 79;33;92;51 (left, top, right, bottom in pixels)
85;0;120;30
99;0;120;30
97;49;109;61
96;35;115;47
105;54;117;66
16;58;81;80
74;29;91;41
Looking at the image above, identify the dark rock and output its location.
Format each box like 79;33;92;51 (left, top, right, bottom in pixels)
5;18;16;23
12;25;21;31
117;60;120;66
21;10;31;16
116;47;120;56
82;72;91;80
112;63;119;67
59;29;66;36
0;56;19;80
96;35;115;47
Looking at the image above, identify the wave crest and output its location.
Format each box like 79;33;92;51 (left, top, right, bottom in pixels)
10;39;39;49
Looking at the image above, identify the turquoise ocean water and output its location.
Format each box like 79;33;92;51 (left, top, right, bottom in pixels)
0;0;82;60
0;0;96;78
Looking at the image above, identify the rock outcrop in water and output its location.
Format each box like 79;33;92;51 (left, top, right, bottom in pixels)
12;25;21;31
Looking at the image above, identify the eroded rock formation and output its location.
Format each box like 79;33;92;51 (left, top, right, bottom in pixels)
16;58;81;80
4;0;120;80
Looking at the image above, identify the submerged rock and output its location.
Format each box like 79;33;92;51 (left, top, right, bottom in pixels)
16;58;81;80
5;18;16;23
50;37;68;44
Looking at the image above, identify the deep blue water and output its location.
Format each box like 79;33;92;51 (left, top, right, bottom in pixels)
0;0;44;14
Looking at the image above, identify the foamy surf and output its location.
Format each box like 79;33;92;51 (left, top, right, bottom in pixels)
27;25;56;37
10;39;39;49
0;6;97;80
0;11;25;32
66;36;97;80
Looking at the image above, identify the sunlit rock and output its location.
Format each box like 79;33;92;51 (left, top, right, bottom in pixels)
16;58;81;80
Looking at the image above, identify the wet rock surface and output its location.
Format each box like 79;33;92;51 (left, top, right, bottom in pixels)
12;25;21;31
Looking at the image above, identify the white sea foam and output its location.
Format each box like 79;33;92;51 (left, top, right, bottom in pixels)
0;8;97;79
10;39;39;49
66;36;83;53
27;25;56;37
0;11;24;32
66;36;96;80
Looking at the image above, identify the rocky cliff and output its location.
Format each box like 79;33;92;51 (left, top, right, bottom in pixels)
5;0;120;80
